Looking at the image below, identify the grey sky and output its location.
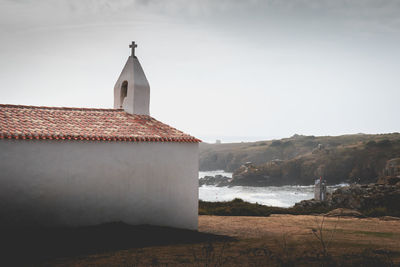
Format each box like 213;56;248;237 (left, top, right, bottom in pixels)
1;0;399;142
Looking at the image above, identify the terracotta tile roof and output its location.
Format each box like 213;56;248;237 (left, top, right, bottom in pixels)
0;104;201;143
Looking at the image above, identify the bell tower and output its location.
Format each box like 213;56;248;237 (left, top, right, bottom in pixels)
114;41;150;115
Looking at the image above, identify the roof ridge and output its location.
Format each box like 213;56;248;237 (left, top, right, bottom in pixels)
0;104;122;112
0;104;201;143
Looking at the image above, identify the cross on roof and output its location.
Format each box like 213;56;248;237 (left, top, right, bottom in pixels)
129;41;138;57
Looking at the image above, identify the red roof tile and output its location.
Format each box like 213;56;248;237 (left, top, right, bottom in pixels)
0;104;201;143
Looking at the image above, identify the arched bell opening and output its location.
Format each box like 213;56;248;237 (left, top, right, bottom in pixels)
120;81;128;108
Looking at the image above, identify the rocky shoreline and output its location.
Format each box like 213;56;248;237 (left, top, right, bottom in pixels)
199;157;400;217
199;176;400;218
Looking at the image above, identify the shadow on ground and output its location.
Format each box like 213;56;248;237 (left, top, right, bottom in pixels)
0;222;234;266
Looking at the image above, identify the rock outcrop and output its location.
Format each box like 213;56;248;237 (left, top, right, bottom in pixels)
230;162;274;186
199;175;231;187
294;183;400;217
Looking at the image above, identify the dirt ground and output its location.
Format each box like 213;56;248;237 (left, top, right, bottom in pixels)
40;215;400;266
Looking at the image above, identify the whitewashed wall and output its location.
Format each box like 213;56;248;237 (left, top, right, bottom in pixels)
0;140;198;230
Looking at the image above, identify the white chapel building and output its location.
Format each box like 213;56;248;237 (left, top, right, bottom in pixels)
0;42;200;230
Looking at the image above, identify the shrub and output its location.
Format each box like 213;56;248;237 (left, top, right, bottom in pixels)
199;199;274;217
198;199;333;217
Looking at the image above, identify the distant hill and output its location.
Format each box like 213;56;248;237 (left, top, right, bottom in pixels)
200;133;400;185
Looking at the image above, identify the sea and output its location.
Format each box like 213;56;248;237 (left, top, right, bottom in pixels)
199;170;348;208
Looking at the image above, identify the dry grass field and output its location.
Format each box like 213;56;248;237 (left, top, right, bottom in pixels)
34;215;400;267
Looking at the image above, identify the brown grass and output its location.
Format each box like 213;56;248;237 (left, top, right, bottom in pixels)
35;215;400;266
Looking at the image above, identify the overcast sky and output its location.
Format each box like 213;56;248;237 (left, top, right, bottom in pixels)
1;0;399;142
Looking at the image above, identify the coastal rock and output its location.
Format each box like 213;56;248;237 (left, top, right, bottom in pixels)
293;198;331;211
230;162;285;186
330;184;363;209
199;175;231;187
294;183;400;217
330;183;400;211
